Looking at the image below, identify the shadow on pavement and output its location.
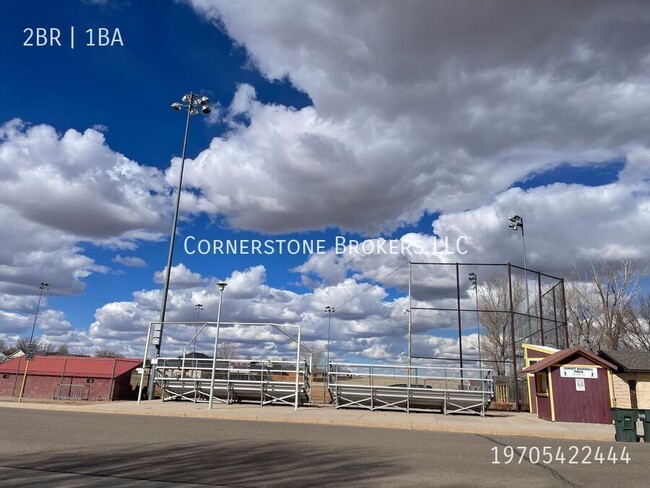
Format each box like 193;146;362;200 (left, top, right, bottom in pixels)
0;439;405;487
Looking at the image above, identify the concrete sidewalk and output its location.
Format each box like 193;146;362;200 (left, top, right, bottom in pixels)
0;399;617;442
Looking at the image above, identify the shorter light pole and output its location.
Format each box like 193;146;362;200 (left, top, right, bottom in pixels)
325;306;335;377
193;303;203;371
193;304;203;352
209;282;227;410
468;273;482;369
508;215;532;341
18;282;49;403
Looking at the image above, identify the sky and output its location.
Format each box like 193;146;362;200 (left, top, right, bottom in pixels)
1;0;650;363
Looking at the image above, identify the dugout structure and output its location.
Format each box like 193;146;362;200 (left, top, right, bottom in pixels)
406;261;568;411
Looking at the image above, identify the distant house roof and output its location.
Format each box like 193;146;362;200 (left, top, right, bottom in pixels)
0;356;142;379
0;350;25;363
598;350;650;373
522;347;617;374
180;352;210;359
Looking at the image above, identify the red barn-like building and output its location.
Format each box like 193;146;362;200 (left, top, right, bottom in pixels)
0;356;141;401
522;347;616;424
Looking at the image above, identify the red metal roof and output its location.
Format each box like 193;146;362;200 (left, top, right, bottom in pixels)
0;356;141;379
521;347;617;374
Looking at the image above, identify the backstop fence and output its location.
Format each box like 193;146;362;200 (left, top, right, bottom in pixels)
407;261;568;410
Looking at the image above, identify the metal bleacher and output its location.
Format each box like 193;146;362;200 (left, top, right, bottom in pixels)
328;362;494;416
155;357;310;407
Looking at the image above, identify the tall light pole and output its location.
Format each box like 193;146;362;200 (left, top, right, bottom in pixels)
325;306;335;377
148;92;211;400
468;273;482;369
508;215;532;342
209;282;227;410
18;282;49;403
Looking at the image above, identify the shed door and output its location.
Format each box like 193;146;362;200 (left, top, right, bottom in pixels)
554;371;611;424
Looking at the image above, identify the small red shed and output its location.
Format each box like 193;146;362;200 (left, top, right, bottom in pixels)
522;347;617;424
0;355;142;401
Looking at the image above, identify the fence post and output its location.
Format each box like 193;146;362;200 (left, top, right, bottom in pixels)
537;272;544;346
294;326;301;411
455;263;464;388
508;263;520;411
560;278;569;347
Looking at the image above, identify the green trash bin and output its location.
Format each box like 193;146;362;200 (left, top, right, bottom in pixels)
611;408;638;442
639;409;650;443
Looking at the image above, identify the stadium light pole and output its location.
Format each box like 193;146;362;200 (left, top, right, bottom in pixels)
18;282;49;403
209;282;227;410
148;92;211;400
325;306;335;377
468;273;482;369
508;215;532;342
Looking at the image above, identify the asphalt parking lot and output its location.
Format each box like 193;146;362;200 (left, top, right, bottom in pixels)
1;408;648;487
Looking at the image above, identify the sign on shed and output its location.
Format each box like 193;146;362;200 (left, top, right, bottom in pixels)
560;366;598;379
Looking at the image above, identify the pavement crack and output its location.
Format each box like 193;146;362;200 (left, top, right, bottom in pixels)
474;434;583;488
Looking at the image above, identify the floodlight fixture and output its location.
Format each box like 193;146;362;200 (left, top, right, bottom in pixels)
508;215;523;231
468;272;477;289
171;93;212;117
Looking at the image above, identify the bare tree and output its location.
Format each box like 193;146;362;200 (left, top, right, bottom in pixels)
566;272;601;350
627;295;650;351
56;344;70;355
40;342;57;356
15;337;34;352
218;341;238;360
309;345;326;373
14;337;56;355
95;348;124;358
0;338;8;355
478;274;526;375
566;261;641;351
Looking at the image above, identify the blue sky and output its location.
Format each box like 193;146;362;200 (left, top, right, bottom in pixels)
1;0;649;361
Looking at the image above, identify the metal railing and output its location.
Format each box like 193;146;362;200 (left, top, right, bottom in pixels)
328;362;494;416
54;383;90;401
155;358;310;409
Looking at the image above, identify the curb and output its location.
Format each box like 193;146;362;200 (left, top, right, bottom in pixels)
0;401;615;442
